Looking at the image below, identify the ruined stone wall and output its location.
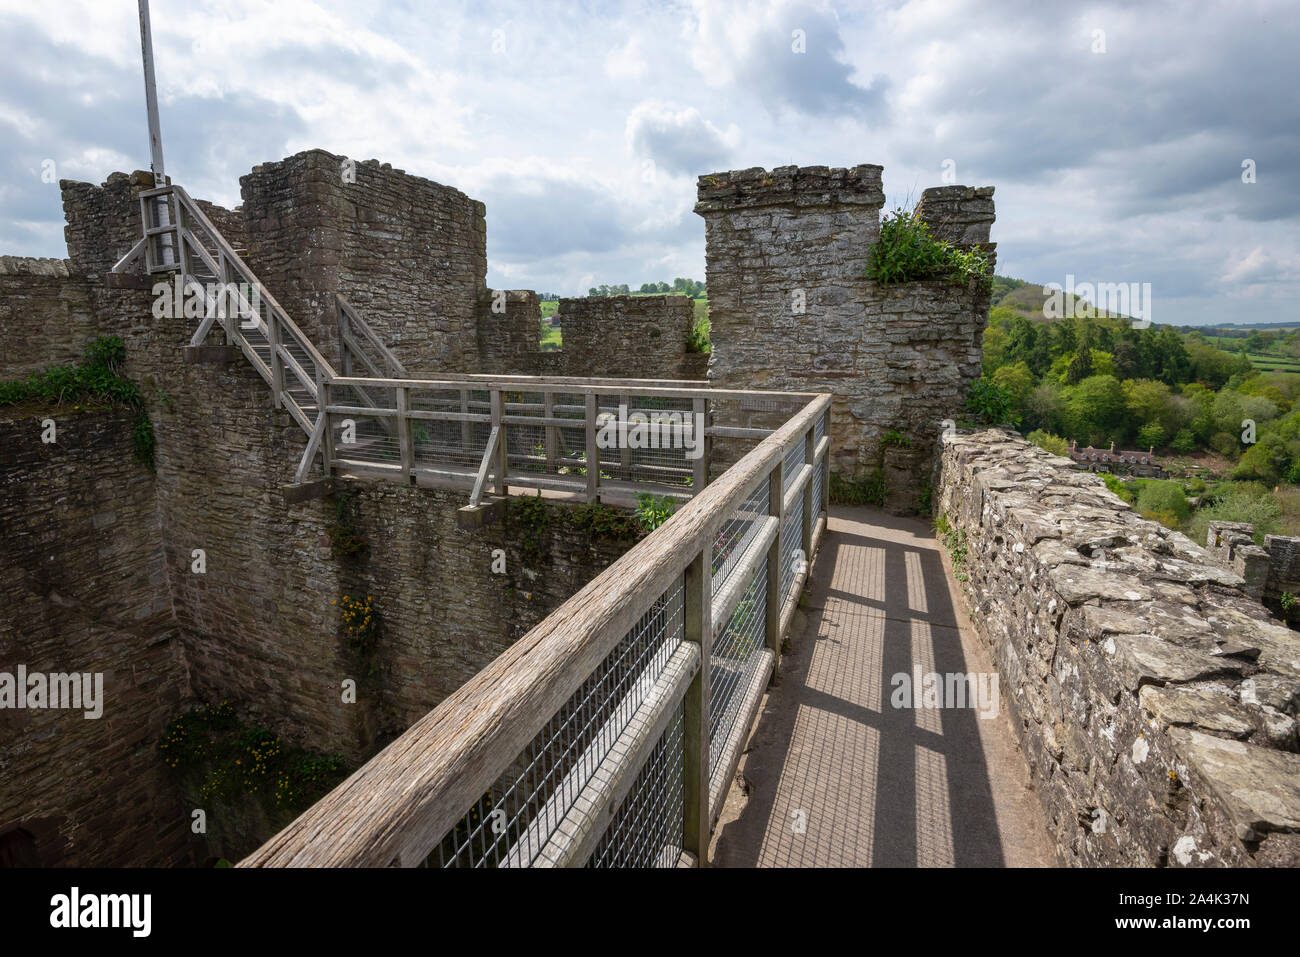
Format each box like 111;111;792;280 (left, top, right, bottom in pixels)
476;290;542;374
240;150;488;376
550;295;702;380
0;406;195;867
0;261;100;376
937;430;1300;867
61;171;156;275
697;166;994;511
0;267;637;862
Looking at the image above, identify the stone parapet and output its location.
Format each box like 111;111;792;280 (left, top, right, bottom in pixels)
937;429;1300;866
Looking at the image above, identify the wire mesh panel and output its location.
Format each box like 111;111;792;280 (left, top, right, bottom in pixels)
814;455;825;520
782;439;807;494
584;704;685;868
431;575;686;867
328;383;399;467
780;491;805;602
408;385;488;471
708;561;767;769
711;480;768;597
595;394;697;488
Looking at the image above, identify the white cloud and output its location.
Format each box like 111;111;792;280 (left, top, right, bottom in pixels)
605;35;648;80
624;102;739;176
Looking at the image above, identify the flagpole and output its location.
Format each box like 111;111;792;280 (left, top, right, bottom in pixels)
136;0;175;267
138;0;166;186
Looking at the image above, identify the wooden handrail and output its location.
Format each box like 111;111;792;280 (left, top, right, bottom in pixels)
337;294;409;378
240;391;829;867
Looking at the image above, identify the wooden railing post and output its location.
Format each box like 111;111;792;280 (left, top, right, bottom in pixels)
765;458;784;663
338;298;352;378
319;377;334;476
584;392;598;503
491;389;508;495
821;408;831;517
268;310;284;409
619;392;631;473
683;545;713;866
397;385;414;480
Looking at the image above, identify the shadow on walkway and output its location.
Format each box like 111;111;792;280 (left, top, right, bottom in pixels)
712;506;1052;868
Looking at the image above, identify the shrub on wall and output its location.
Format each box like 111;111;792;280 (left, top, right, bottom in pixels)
0;336;156;469
867;209;993;289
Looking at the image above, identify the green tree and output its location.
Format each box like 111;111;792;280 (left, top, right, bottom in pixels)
1136;422;1165;449
1065;347;1093;385
991;361;1035;406
1066;374;1126;443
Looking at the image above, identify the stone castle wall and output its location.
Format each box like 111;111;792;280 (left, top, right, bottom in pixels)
0;406;195;867
0;271;635;864
240;150;488;376
696;165;994;511
937;430;1300;867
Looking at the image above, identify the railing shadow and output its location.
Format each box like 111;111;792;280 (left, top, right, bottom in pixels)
713;511;1007;867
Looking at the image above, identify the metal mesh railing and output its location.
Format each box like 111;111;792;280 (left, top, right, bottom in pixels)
782;440;806;494
708;561;767;769
585;704;685;868
780;491;805;603
595;395;697;488
431;575;685;868
711;480;768;596
814;455;825;519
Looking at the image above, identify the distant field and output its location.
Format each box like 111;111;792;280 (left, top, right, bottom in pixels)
1248;355;1300;372
539;322;560;351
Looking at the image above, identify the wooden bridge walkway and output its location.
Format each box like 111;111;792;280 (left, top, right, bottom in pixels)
712;506;1054;868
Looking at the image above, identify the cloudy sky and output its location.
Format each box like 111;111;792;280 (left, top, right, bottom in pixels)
1;0;1296;324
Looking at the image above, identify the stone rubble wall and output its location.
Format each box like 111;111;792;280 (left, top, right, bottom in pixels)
550;295;702;380
0;406;195;866
0;265;100;377
1204;521;1270;601
241;150;488;377
937;429;1300;866
696;165;994;511
0;274;636;863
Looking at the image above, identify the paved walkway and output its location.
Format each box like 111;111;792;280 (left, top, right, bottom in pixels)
712;506;1054;868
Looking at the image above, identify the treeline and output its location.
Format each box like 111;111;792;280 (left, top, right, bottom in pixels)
585;278;706;299
978;309;1300;484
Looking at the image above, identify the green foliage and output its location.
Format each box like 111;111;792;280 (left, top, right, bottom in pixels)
1136;422;1166;449
570;503;644;542
508;492;553;565
1171;429;1197;454
161;702;349;813
934;514;968;580
867;209;992;288
1026;429;1069;455
688;310;711;354
830;468;886;506
328;490;367;558
634;493;677;531
1186;483;1283;545
0;336;155;470
1134;479;1191;522
880;428;911;448
965;378;1018;426
1101;472;1136;504
1209;431;1240;456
